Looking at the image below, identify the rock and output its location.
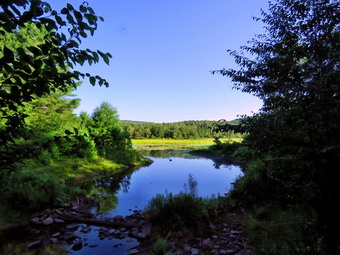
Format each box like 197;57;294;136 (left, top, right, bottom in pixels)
29;228;40;234
128;248;140;254
212;235;219;239
72;240;83;251
66;224;79;230
50;238;59;244
130;230;139;238
52;232;61;238
191;248;200;254
141;222;152;237
113;215;124;221
27;240;42;249
63;232;78;241
89;244;98;248
42;217;54;225
219;250;235;255
40;214;48;221
230;230;242;234
30;217;40;224
81;226;91;233
54;218;64;223
175;250;184;255
183;244;192;252
137;232;146;239
201;238;211;248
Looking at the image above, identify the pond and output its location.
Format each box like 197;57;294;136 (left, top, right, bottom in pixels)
0;150;242;255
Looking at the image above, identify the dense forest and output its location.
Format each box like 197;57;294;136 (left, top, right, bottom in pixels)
121;120;242;139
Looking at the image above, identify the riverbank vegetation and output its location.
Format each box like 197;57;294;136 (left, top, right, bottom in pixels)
0;1;146;226
145;0;339;254
212;0;339;254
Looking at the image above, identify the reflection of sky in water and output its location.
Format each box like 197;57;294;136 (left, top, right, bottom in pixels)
104;156;242;217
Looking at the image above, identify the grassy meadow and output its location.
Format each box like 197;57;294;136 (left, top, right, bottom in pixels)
132;138;242;151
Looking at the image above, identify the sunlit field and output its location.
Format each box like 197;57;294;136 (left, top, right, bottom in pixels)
132;138;242;151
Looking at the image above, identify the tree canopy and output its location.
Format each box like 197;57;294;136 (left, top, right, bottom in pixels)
0;0;112;144
215;0;339;253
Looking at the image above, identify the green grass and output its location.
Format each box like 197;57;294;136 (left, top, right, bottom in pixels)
132;138;242;151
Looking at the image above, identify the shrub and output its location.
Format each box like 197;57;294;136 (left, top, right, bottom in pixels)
1;171;79;211
145;175;219;236
244;205;320;255
149;238;170;255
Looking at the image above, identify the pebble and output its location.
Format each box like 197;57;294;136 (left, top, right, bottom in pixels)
191;248;200;254
27;240;42;249
66;224;78;230
63;232;78;241
42;217;54;225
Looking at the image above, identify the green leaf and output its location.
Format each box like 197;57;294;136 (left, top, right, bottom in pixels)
89;76;96;85
3;46;14;62
65;130;73;135
67;3;74;11
61;8;69;14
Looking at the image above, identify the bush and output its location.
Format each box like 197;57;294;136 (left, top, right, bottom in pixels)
1;171;79;211
145;175;219;236
244;205;320;255
149;238;170;255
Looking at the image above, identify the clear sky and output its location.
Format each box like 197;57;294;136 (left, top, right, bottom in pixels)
49;0;269;123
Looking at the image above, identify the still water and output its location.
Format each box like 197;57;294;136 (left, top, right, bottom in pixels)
0;151;242;255
96;153;241;217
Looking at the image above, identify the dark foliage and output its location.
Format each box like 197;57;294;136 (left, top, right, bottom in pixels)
214;0;339;253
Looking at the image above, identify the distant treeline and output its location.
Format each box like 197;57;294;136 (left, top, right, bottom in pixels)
120;120;243;139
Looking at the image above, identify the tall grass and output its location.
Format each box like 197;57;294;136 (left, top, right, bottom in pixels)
145;174;219;236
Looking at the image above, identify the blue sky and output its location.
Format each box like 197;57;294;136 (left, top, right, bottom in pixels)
50;0;269;122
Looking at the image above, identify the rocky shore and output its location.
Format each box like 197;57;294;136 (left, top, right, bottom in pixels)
4;197;252;255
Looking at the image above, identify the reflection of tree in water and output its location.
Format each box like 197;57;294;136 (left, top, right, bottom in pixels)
141;149;244;170
80;167;136;213
139;150;200;159
189;150;245;170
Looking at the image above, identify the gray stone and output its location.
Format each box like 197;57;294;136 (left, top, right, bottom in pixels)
191;248;200;254
54;218;64;223
137;232;146;239
63;232;78;241
42;217;54;225
89;244;98;248
66;224;78;230
183;244;192;252
201;238;211;248
27;240;42;249
113;215;124;221
30;217;40;224
141;222;152;237
52;232;61;238
219;250;235;254
81;227;91;233
29;228;40;234
212;235;219;239
128;248;140;254
230;230;242;234
50;238;59;244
